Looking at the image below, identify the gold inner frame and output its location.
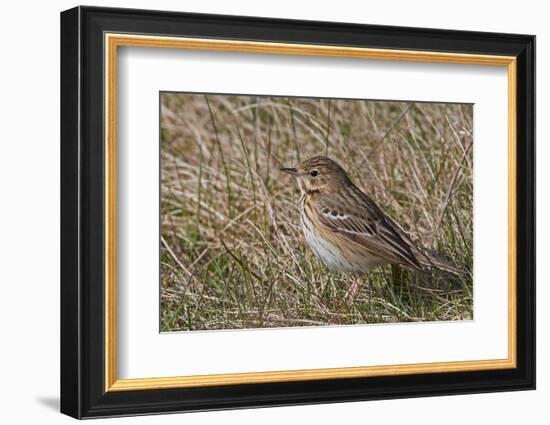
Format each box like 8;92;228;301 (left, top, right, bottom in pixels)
104;33;517;392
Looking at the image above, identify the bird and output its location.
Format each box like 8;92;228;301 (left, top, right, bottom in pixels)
280;156;459;299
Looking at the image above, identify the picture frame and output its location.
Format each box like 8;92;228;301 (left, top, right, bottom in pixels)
60;5;535;419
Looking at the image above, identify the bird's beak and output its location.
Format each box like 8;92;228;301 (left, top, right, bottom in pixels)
280;167;299;176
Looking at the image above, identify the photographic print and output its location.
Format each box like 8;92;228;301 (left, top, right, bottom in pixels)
160;93;473;332
61;9;535;417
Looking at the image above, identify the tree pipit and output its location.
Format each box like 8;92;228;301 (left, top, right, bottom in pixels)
281;156;459;302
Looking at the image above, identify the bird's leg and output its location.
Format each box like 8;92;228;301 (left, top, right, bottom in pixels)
344;273;364;304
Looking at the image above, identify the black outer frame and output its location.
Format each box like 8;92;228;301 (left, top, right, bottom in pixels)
60;5;535;419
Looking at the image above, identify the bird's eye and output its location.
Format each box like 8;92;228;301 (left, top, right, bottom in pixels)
310;170;319;177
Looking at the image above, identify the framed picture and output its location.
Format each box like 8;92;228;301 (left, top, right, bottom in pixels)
60;6;535;419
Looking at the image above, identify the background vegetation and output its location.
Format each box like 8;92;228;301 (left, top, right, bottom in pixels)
160;93;473;331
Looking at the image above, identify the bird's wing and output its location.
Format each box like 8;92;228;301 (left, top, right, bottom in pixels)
313;186;423;271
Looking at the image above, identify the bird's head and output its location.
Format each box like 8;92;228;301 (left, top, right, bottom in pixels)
280;156;351;193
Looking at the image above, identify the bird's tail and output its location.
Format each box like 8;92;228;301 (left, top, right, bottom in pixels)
385;215;465;276
410;245;465;276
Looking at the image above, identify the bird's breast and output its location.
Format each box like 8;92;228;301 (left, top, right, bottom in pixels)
300;195;385;273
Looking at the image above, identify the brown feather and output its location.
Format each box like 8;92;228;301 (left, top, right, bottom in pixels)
310;187;424;271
